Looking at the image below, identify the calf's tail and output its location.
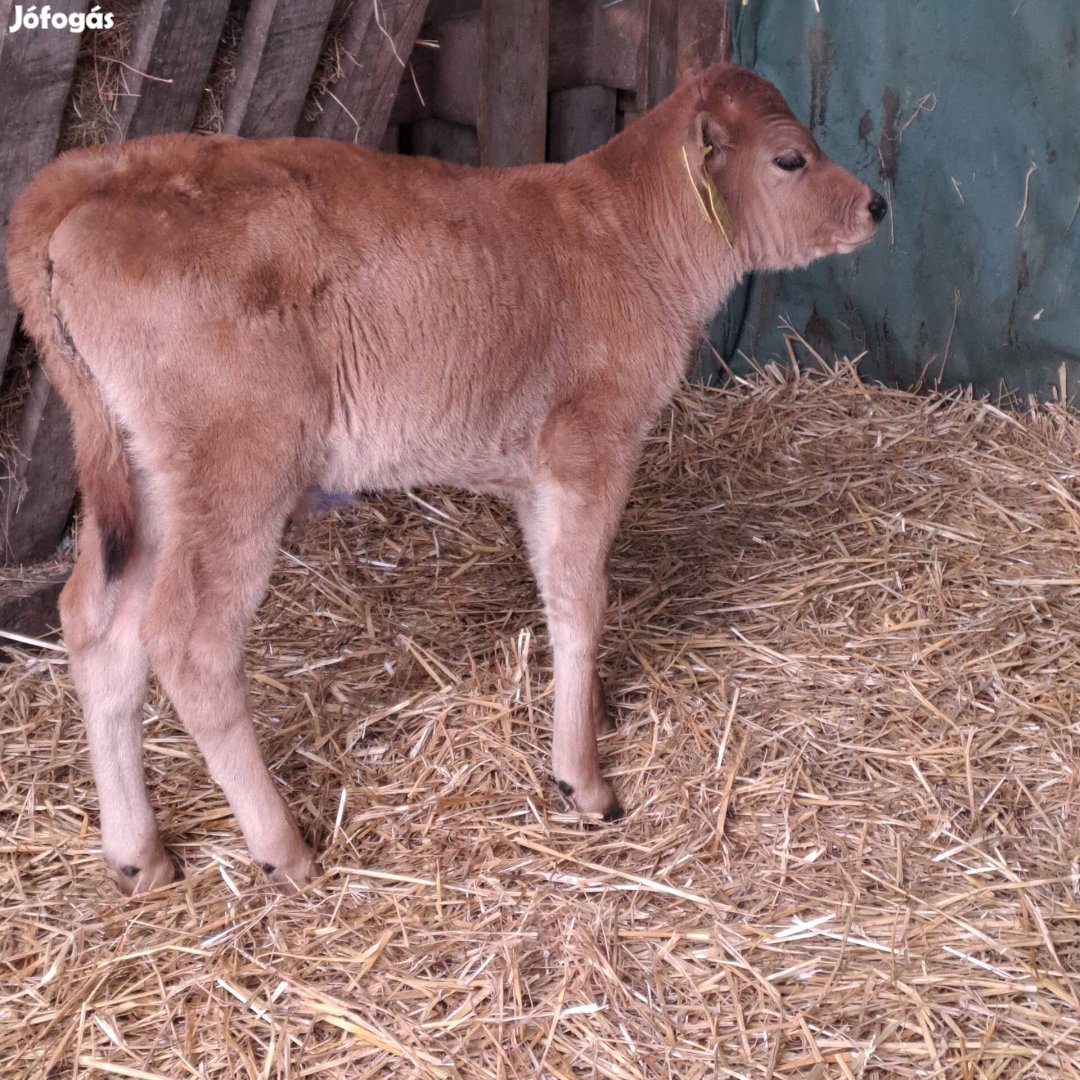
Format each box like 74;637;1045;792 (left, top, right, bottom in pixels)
6;149;136;577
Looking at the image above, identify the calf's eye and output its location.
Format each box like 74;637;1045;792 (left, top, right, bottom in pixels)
774;152;806;172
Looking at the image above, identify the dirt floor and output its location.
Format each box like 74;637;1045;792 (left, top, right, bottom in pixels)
2;364;1079;1078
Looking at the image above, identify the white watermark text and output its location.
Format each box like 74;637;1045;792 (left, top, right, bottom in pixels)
7;5;114;33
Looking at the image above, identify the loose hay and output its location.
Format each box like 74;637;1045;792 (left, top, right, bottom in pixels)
2;362;1079;1078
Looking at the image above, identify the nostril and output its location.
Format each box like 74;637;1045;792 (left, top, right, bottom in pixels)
868;190;888;224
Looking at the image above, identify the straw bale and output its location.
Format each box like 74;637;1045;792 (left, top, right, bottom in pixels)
2;361;1079;1077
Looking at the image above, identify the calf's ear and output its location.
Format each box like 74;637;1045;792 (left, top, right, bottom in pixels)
682;111;737;247
692;110;734;177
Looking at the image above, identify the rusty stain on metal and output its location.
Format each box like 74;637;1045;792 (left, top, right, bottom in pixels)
857;109;873;147
879;86;900;184
807;26;832;134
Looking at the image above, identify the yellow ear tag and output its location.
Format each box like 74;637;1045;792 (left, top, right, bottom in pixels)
681;144;736;250
701;148;736;249
682;144;714;225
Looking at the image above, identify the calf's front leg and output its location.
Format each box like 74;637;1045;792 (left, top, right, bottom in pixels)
516;450;634;820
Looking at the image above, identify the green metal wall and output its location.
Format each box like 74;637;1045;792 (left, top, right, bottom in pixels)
705;0;1080;403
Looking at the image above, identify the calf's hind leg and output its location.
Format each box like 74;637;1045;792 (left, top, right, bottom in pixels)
61;513;174;894
140;498;316;890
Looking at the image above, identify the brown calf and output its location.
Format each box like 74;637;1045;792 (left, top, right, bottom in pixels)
7;63;884;893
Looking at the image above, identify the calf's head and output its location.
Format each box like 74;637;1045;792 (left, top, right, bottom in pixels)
684;65;886;271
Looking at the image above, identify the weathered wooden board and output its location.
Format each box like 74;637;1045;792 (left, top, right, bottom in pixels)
111;0;233;138
381;123;401;153
223;0;337;137
0;0;13;58
426;0;479;21
478;0;549;167
430;16;481;126
677;0;730;72
548;85;617;162
391;14;477;127
389;15;481;129
552;0;642;94
634;0;731;120
0;3;87;381
307;0;429;146
642;0;679;112
410;117;479;166
1;366;75;565
394;0;647;132
0;571;67;641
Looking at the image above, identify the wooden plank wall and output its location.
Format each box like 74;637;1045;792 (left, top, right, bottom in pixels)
479;0;550;166
111;0;233;138
223;0;339;138
0;0;729;632
305;0;429;145
393;0;729;163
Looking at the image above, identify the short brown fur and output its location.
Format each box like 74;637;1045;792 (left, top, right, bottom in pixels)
7;64;882;892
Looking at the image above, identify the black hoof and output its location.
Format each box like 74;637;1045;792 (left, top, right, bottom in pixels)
602;803;625;823
120;865;140;878
261;862;277;874
556;780;574;798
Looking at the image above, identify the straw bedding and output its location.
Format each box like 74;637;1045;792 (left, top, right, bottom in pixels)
2;361;1079;1078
